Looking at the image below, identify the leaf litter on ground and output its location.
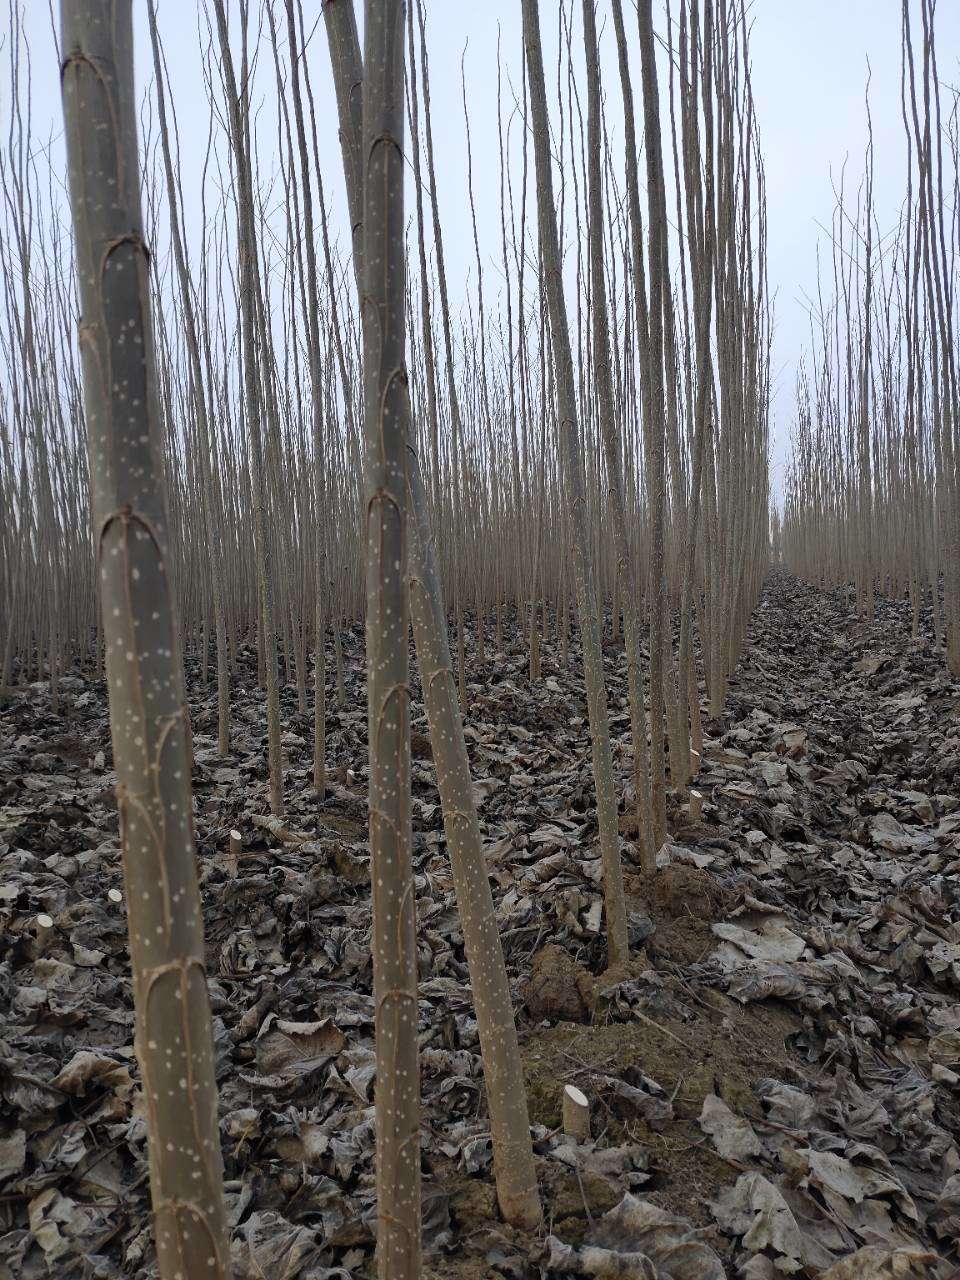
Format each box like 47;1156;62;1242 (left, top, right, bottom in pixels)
1;574;960;1275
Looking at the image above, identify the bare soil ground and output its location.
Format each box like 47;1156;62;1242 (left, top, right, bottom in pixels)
2;572;959;1277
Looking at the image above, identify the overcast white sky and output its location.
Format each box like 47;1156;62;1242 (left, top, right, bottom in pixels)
14;2;960;497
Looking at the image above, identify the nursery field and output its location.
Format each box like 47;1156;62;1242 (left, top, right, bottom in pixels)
2;0;959;1276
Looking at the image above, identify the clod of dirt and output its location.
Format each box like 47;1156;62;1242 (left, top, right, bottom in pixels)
523;943;595;1022
654;864;732;919
626;864;735;965
541;1162;624;1234
448;1177;498;1229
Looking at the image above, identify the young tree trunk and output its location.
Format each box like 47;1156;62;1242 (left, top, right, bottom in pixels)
60;4;229;1276
283;0;329;802
610;0;667;847
146;0;230;758
586;0;656;872
212;0;284;816
522;0;629;972
636;0;672;843
360;4;420;1275
323;0;541;1233
413;0;469;710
